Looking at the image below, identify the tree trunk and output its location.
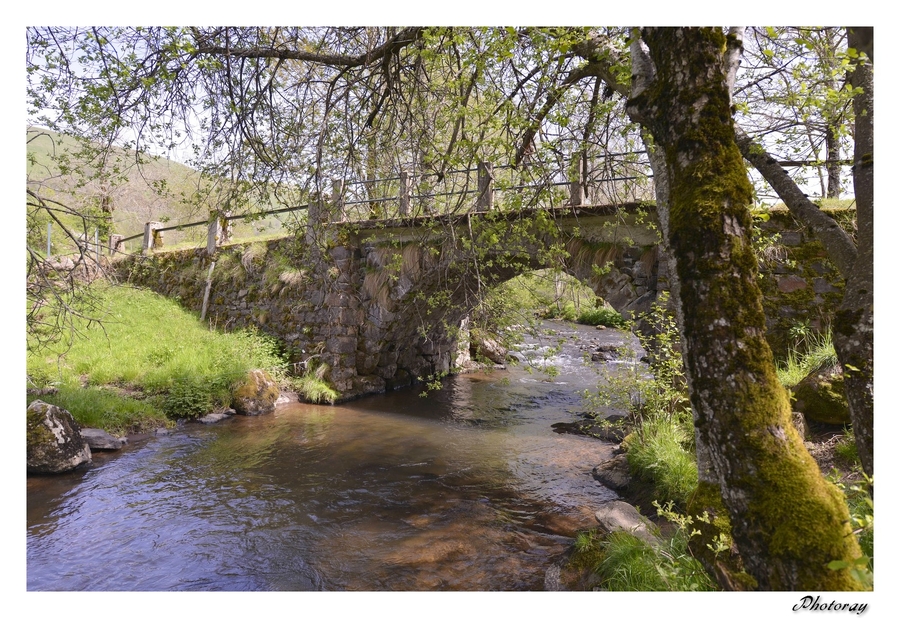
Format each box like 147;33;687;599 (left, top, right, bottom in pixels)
825;125;842;199
628;27;863;590
833;27;874;481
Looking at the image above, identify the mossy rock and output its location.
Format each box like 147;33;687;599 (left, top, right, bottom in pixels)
792;364;850;425
231;369;280;416
27;400;92;474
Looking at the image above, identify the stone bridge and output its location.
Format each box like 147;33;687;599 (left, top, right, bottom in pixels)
117;202;845;401
118;202;669;399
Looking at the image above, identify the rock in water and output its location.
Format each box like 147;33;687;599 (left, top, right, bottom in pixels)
592;454;632;490
231;369;280;415
27;400;92;474
591;344;620;362
81;428;128;451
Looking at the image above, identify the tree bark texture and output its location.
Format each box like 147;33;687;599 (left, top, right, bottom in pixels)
628;27;862;590
833;26;874;480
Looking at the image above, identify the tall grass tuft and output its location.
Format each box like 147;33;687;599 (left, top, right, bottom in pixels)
776;329;837;388
595;529;716;591
624;414;698;507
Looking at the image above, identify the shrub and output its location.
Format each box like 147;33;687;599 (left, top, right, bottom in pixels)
163;378;214;419
576;307;626;328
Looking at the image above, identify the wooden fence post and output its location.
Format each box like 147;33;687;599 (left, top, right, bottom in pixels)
142;221;163;253
399;171;410;217
109;234;124;255
332;179;345;222
477;161;494;212
206;210;232;255
207;214;220;256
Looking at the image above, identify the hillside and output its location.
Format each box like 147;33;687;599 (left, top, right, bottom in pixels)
27;127;210;251
27;127;294;254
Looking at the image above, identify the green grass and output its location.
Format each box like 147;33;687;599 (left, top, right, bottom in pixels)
577;527;716;591
27;283;289;431
776;330;837;388
26;384;169;435
288;375;340;404
576;306;626;328
624;414;698;507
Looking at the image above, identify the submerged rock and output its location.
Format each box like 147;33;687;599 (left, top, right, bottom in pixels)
27;400;92;474
592;454;632;491
197;412;231;425
590;344;620;362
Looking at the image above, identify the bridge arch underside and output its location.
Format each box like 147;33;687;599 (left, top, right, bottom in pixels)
345;229;662;400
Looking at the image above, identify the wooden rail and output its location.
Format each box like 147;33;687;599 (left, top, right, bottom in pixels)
108;154;653;256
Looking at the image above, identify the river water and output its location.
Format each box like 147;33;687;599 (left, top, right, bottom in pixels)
26;322;637;591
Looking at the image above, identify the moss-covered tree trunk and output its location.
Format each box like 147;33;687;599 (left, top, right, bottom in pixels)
628;27;862;590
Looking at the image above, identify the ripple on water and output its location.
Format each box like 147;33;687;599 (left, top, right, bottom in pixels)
27;322;634;590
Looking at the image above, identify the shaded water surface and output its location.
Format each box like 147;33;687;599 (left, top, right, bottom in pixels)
27;323;633;591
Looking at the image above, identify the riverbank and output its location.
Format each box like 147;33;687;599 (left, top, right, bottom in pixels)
26;283;308;436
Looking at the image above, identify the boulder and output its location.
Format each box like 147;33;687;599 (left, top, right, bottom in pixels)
592;454;632;491
792;364;850;425
27;400;92;474
470;331;508;365
594;500;658;546
80;428;127;451
231;369;280;415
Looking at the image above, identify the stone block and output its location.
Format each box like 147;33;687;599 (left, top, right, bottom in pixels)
329;246;353;261
326;336;358;354
813;277;839;294
777;275;808;293
779;231;803;246
328;307;364;326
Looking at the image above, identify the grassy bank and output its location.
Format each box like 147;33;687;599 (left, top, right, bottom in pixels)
570;299;872;591
26;283;295;434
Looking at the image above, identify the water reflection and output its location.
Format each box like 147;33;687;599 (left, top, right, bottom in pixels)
27;322;629;591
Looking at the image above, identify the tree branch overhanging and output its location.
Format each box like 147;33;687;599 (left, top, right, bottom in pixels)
734;126;858;278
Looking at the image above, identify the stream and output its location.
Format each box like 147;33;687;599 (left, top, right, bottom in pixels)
26;321;638;591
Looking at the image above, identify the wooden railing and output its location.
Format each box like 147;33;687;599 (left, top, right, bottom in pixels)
106;153;653;256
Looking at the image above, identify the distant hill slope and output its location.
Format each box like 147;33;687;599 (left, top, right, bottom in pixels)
27;127;208;242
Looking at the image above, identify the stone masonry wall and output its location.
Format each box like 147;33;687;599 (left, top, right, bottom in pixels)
115;208;848;399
